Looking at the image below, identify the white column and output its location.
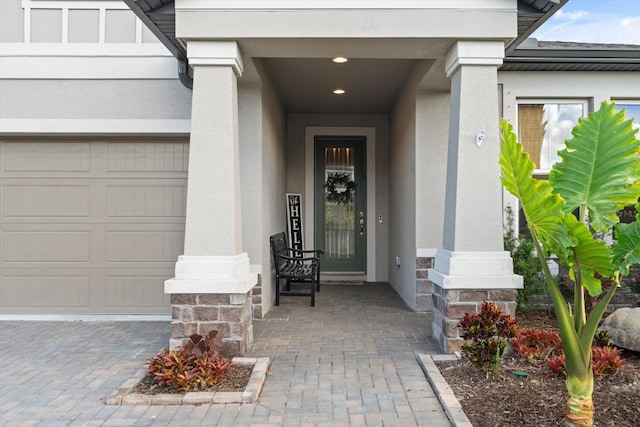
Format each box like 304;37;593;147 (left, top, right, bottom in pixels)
429;41;522;291
166;41;256;295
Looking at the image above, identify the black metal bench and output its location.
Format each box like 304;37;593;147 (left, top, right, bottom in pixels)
269;232;322;307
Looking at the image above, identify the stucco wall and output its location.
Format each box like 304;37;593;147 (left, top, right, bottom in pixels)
286;114;390;281
238;64;287;316
499;71;640;122
498;71;640;222
239;84;263;263
389;74;417;309
0;1;158;44
415;91;450;251
260;72;287;314
0;80;192;120
0;0;22;42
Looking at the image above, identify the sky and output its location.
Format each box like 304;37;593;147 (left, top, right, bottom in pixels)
530;0;640;44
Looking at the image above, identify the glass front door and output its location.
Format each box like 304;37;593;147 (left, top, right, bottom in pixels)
314;137;366;272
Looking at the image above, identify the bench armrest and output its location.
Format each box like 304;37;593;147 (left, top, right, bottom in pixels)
288;248;324;256
275;254;320;265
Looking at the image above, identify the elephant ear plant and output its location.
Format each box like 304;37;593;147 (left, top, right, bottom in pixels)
499;101;640;427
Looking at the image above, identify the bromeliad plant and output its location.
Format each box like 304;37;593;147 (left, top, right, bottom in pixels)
500;101;640;426
458;301;518;373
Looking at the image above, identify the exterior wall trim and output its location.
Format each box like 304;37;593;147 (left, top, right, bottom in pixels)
417;247;438;258
0;119;191;135
176;0;515;10
0;44;175;79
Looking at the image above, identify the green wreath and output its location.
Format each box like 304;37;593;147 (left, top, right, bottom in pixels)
325;172;356;205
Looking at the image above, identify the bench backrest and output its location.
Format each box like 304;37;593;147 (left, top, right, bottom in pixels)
270;232;288;271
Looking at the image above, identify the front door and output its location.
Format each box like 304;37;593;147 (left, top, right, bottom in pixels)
314;136;366;272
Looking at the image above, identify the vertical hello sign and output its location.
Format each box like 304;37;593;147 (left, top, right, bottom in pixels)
286;193;304;255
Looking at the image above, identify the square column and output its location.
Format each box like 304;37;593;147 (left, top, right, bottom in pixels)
428;41;522;353
165;41;256;356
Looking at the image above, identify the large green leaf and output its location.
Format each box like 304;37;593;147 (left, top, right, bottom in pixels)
549;101;640;233
612;209;640;275
500;119;575;254
561;214;614;297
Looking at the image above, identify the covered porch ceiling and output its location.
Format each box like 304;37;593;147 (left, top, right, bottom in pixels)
124;0;572;114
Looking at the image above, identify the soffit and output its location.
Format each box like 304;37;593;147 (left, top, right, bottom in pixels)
124;0;639;112
501;41;640;72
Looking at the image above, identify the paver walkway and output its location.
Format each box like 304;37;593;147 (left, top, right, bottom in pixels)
0;282;451;426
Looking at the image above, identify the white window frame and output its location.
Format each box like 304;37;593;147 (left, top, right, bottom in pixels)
611;99;640;130
515;99;589;175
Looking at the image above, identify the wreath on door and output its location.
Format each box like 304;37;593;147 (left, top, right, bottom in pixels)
325;172;356;205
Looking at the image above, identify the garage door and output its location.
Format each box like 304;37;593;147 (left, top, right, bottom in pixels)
0;139;188;314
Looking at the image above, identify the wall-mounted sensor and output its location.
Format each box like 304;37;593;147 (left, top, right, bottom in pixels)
475;129;485;147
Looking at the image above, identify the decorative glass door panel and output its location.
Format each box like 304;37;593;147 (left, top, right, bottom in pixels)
314;137;366;272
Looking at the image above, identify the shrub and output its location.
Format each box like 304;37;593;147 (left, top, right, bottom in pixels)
591;346;626;377
511;328;563;361
503;206;546;313
458;301;518;372
146;331;231;392
547;346;626;378
593;329;612;348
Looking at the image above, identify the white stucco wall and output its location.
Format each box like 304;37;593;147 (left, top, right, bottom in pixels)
499;71;640;224
239;84;263;263
499;72;640;123
260;71;287;313
0;0;23;42
389;73;418;309
286;114;390;281
415;91;450;252
0;80;192;120
238;63;286;315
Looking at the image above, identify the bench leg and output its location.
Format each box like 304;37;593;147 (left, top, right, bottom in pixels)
310;280;315;307
275;277;280;306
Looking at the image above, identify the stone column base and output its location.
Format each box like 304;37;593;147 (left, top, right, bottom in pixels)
416;256;435;312
164;254;257;356
428;249;522;353
169;292;253;357
432;285;518;353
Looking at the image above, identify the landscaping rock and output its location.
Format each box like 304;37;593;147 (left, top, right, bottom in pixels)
600;307;640;352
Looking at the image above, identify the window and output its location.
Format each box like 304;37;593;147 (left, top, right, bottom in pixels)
517;101;587;173
613;100;640;131
514;100;588;235
613;100;640;224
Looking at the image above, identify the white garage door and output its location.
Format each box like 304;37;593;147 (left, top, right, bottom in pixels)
0;139;188;314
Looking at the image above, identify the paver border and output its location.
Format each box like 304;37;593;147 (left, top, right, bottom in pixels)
417;353;474;427
107;357;270;405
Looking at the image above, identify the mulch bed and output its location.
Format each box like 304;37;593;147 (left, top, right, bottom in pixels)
437;310;640;426
132;363;254;395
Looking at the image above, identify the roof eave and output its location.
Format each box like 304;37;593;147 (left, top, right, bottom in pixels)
506;0;568;54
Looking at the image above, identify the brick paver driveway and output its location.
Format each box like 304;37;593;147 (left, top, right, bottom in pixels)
0;282;450;426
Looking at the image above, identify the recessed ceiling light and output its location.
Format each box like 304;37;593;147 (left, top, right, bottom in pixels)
332;57;348;64
333;88;346;95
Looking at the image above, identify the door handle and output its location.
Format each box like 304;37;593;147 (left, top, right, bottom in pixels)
359;211;365;235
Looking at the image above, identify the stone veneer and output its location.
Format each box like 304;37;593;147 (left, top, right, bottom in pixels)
170;291;253;357
432;286;518;353
251;274;263;319
416;257;435;312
